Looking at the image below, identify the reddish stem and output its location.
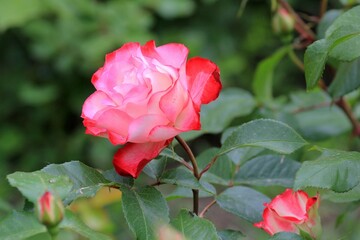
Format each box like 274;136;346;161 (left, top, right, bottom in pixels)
199;199;217;218
175;136;200;215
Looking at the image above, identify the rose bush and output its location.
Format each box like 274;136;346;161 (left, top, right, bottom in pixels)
254;189;321;238
81;41;221;177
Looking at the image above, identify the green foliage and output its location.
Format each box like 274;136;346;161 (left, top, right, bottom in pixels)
253;46;290;104
0;211;47;240
323;184;360;203
328;58;360;98
120;186;169;240
0;0;46;31
197;148;234;186
160;167;215;194
218;229;245;240
0;210;112;240
294;149;360;192
235;154;301;187
268;232;304;240
216;186;271;223
171;209;218;240
305;5;360;93
304;39;329;89
7;171;72;203
219;119;308;156
59;210;112;240
42;161;112;205
181;88;256;141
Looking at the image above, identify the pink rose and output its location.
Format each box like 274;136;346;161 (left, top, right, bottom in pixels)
254;189;321;239
81;41;221;178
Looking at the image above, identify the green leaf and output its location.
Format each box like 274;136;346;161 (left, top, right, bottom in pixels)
143;156;168;179
304;39;329;89
323;183;360;203
171;209;218;240
326;6;360;61
0;211;47;240
120;186;169;240
235;154;301;187
326;5;360;38
42;161;111;205
197;148;235;186
295;106;351;141
59;210;111;240
159;147;185;164
288;90;351;140
219;119;307;156
216;186;270;223
159;167;215;194
253;46;289;104
218;229;245;240
221;127;265;165
294;149;360;192
328;57;360;98
268;232;304;240
180;88;255;141
317;10;342;39
328;31;360;61
305;6;360;89
7;171;72;203
102;169;134;186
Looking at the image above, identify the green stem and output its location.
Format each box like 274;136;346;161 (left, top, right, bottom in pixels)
288;48;304;71
175;136;200;215
48;226;59;240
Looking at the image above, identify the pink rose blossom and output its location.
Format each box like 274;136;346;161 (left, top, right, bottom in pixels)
254;189;321;239
81;41;221;177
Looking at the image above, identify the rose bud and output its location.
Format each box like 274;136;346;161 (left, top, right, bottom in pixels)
81;41;221;178
272;8;295;35
254;189;321;239
36;191;64;227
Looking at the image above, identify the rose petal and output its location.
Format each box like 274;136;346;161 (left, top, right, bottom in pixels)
269;189;309;223
142;40;188;69
113;139;172;178
149;125;182;142
159;81;187;123
92;42;141;91
186;57;221;107
128;114;170;143
254;208;298;235
95;109;133;145
82;91;116;119
175;97;200;131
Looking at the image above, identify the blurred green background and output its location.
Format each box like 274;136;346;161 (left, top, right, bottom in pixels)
1;0;358;239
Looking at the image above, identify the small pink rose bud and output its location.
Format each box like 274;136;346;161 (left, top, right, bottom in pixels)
272;8;295;35
36;191;64;227
254;189;322;239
